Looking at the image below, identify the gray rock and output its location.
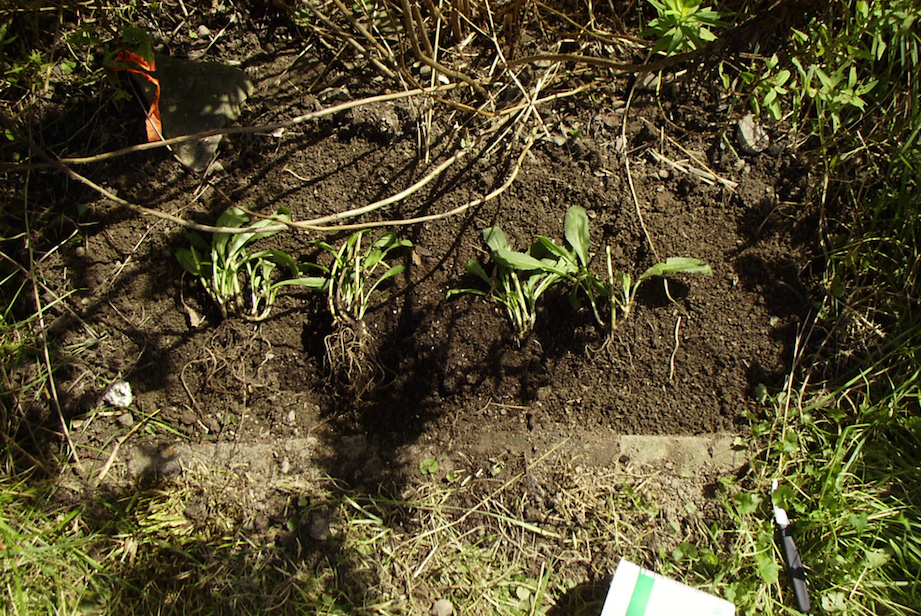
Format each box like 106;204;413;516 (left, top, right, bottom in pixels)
139;54;253;172
202;416;220;434
736;113;769;155
101;380;133;408
432;599;454;616
308;510;331;541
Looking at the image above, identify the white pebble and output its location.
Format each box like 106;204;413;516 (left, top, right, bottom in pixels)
736;113;769;155
102;381;133;408
432;599;454;616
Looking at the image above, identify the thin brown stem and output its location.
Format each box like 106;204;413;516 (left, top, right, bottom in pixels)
621;62;660;262
399;0;486;95
2;84;462;171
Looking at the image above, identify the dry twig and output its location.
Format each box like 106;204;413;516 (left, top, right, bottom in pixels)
1;84;463;171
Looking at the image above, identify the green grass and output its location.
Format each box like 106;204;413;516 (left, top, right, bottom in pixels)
0;456;667;615
691;2;921;613
0;477;109;613
681;377;921;615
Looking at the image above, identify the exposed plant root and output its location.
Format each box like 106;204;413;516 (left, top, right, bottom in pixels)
324;317;382;398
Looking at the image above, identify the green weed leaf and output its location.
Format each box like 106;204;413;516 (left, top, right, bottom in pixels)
483;226;511;252
492;248;548;272
185;232;211;254
639;257;713;281
754;551;780;584
273;276;327;290
251;249;299;275
175;247;201;276
534;236;572;262
419;458;439;475
371;264;406;289
176;206;316;321
862;548;892;569
848;513;869;533
446;288;488;300
465;260;492;284
771;483;795;511
821;591;848;612
780;431;799;454
733;492;761;515
564;205;590;267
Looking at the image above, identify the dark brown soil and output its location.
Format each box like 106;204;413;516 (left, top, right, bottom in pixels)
2;7;817;592
31;50;812;470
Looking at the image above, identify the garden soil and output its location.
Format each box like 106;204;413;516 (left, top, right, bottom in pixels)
2;10;818;596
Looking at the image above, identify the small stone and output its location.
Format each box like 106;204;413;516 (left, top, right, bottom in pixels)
203;416;220;433
197;25;211;38
658;168;670;180
286;409;296;424
432;599;454;616
102;380;133;408
74;246;86;258
736;113;770;155
158;443;178;460
320;85;351;102
308;511;331;541
637;73;659;91
116;412;134;428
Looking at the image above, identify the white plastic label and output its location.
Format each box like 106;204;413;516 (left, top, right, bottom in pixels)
600;559;735;616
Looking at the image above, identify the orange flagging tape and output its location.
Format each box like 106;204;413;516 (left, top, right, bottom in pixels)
110;50;162;142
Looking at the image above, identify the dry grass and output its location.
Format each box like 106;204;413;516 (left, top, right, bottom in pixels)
2;443;723;615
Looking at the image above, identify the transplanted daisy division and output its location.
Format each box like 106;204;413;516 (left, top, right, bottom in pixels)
305;229;412;394
175;206;325;322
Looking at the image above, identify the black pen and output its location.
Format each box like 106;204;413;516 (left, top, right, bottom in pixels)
772;480;811;613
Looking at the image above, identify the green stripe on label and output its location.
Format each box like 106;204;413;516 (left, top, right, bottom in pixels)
625;573;655;616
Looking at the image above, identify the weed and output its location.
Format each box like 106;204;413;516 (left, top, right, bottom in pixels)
538;206;712;335
418;457;438;476
790;54;877;136
643;0;729;56
307;230;411;391
723;2;917;135
176;207;324;322
690;385;921;615
603;253;712;334
735;54;792;122
534;205;608;328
